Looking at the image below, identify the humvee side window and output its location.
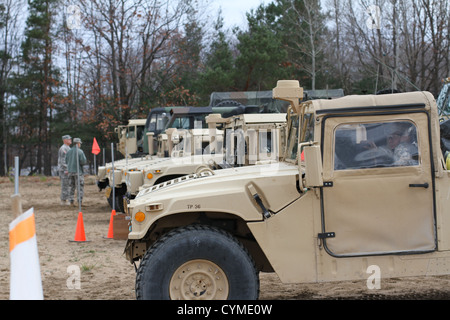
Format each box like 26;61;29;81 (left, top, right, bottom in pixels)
127;126;135;138
259;131;272;153
334;121;419;170
136;126;145;151
180;117;190;129
157;113;168;130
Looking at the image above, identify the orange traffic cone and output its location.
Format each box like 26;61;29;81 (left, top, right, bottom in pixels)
70;212;88;242
105;209;116;239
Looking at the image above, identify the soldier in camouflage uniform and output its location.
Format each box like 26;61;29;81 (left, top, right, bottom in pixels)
58;135;72;205
66;138;87;206
387;124;418;166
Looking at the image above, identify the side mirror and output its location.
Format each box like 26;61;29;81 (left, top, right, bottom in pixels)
304;145;323;188
298;143;323;189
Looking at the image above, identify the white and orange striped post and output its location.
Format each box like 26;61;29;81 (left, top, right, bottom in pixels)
9;157;43;300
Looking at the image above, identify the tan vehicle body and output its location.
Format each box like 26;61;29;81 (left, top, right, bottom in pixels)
125;80;450;299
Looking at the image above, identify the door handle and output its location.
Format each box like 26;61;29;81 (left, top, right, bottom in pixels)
409;183;429;189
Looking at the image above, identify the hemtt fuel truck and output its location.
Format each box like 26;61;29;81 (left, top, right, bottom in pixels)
124;80;450;300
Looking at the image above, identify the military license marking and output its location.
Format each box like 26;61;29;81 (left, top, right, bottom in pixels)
187;204;201;210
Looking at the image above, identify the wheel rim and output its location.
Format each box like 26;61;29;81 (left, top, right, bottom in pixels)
169;259;229;300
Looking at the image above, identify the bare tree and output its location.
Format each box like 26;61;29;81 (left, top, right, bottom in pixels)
0;0;25;175
62;0;194;139
420;0;449;94
325;0;353;92
333;0;448;95
284;0;327;90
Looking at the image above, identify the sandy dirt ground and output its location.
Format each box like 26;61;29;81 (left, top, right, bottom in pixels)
1;175;450;300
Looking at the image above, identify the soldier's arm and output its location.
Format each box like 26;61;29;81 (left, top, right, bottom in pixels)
79;150;87;165
58;148;68;170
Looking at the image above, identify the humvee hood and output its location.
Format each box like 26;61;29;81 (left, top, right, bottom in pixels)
129;162;300;223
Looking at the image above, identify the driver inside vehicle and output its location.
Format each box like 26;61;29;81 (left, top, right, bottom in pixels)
349;122;419;169
385;124;418;166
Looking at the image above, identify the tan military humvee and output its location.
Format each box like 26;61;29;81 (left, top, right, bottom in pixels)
125;113;287;200
99;128;187;211
115;119;147;157
124;80;450;300
97;117;157;195
124;126;225;201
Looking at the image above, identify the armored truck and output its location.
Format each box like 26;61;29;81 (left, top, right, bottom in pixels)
124;80;450;300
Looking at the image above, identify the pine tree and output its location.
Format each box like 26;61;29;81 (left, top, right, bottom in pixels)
196;12;235;103
234;5;290;91
15;0;60;175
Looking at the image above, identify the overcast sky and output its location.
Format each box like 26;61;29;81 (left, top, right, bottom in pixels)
209;0;269;29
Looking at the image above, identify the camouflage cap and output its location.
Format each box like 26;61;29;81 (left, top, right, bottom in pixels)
62;135;72;140
73;138;82;144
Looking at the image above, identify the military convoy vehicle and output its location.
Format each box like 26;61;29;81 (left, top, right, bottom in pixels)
99;105;261;210
99;127;212;211
115;119;147;157
116;107;184;158
123;80;450;300
99;96;291;190
124;113;287;204
97;107;176;191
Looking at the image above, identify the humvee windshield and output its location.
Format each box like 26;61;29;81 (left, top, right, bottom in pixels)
286;112;314;162
168;114;210;129
148;112;169;133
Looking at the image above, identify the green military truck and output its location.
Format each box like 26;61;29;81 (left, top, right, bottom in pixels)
123;80;450;300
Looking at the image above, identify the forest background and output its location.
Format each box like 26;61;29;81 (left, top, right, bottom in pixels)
0;0;448;176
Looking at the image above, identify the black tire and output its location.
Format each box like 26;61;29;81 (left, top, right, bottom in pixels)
135;224;259;300
114;190;125;213
107;187;125;212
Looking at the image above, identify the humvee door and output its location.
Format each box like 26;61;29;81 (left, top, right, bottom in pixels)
320;111;436;256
